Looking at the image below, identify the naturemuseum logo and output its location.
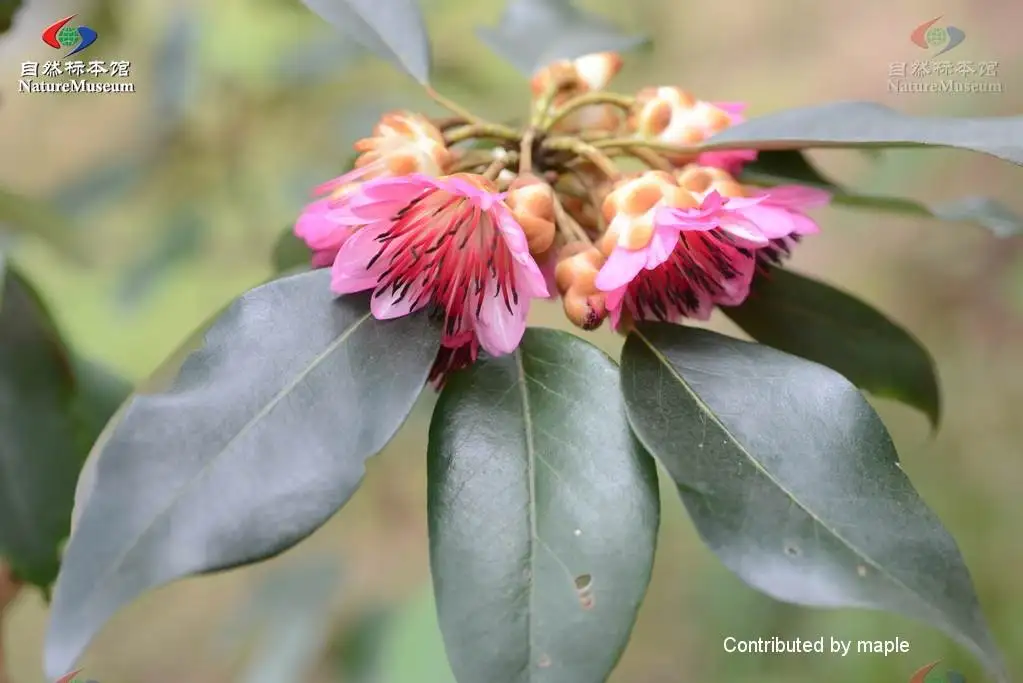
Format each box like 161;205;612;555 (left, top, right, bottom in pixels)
909;660;966;683
41;15;98;57
18;17;134;95
910;16;965;56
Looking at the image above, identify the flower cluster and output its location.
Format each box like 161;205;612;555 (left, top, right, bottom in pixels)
293;53;831;383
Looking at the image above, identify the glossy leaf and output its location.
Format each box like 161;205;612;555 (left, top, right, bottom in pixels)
272;225;313;273
700;102;1023;166
477;0;647;76
0;186;86;263
44;271;441;678
620;324;1007;682
740;150;1023;237
0;266;78;588
0;0;21;34
722;267;940;425
428;328;659;683
299;0;431;84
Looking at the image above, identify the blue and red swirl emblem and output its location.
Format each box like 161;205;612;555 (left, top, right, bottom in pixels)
41;15;98;57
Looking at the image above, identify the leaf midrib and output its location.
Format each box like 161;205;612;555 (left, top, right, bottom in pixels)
73;310;374;612
514;349;539;681
632;329;958;642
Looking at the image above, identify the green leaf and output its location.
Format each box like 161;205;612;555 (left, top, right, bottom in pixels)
272;225;312;274
0;0;21;34
701;102;1023;166
299;0;432;84
722;267;940;425
67;356;132;457
477;0;648;76
620;324;1007;682
740;150;1023;237
0;265;78;588
44;271;442;679
0;186;87;263
428;328;659;683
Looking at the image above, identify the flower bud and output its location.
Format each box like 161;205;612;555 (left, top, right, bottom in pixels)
554;243;602;295
562;289;608;330
508;174;557;255
676;164;747;199
531;52;623;96
628;87;740;164
352;111;452;178
599;171;697;254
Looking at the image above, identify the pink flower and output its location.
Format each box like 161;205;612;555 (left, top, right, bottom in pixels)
329;172;549;379
294;165;382;269
742;185;832;270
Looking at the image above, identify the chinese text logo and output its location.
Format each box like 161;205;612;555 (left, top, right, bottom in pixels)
909;661;966;683
42;15;98;57
911;16;965;56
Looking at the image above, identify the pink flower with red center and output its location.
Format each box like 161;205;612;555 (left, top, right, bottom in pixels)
294;112;452;269
594;167;826;328
328;173;549;380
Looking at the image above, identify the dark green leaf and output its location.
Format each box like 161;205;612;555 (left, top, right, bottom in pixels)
0;186;87;263
67;356;131;458
44;271;441;679
477;0;647;76
0;265;78;588
299;0;432;84
0;0;21;34
722;267;940;425
701;102;1023;166
620;324;1007;682
740;150;1023;237
428;328;659;683
272;225;313;273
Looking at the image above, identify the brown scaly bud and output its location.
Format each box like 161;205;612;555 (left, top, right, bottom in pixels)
531;52;624;97
507;174;557;256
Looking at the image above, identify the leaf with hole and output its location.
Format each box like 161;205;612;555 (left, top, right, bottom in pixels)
620;323;1007;682
740;150;1023;237
722;267;940;425
700;102;1023;166
477;0;648;76
44;271;441;678
428;328;659;683
299;0;432;84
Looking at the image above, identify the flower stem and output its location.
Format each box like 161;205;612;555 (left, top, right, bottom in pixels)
593;137;700;156
551;193;593;245
426;86;485;126
544;92;634;131
544;137;621;180
483;152;516;180
444;123;521;146
531;82;561;128
519;128;536;173
609;146;675;172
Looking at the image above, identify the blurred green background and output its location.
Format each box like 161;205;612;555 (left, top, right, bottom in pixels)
2;0;1023;681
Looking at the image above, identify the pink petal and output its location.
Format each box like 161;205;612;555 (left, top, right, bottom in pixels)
759;185;832;208
604;286;627;329
476;281;528;355
330;225;388;294
712;101;748;117
719;217;770;246
788;212;821;235
735;205;797;240
370;283;429;319
595;247;647;292
655;206;719;231
312;164;378;197
311;249;337;268
645;227;680;270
